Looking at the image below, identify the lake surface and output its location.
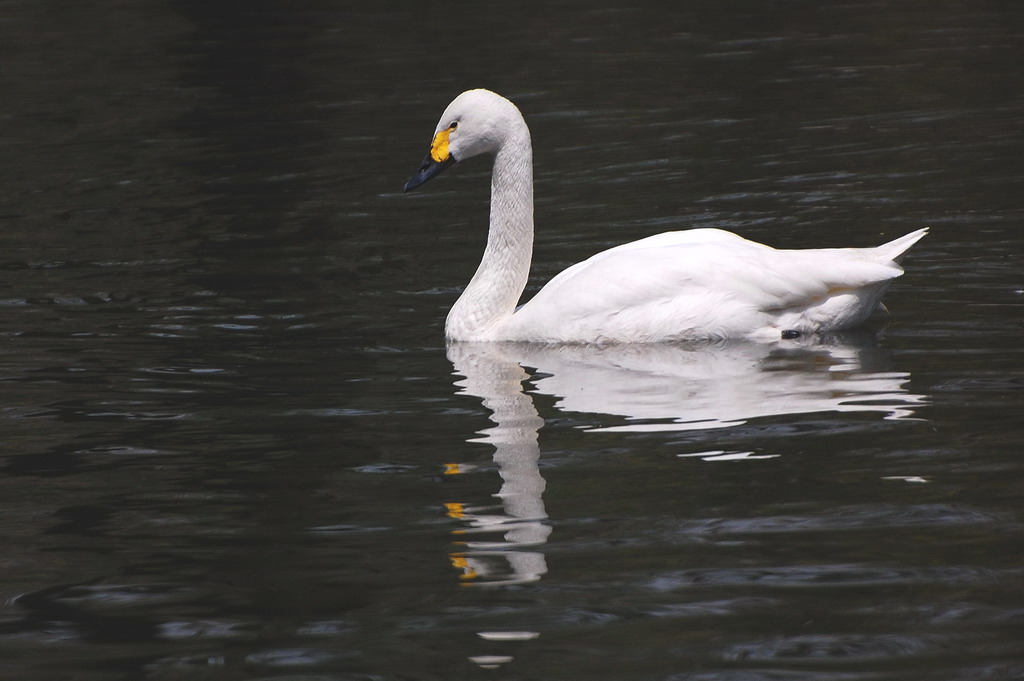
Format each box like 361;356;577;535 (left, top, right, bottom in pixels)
1;1;1022;679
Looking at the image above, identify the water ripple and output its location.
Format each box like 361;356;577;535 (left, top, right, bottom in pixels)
722;633;938;661
647;564;1018;591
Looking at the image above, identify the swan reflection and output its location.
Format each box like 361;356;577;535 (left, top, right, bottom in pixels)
444;336;925;588
444;343;550;587
516;337;925;432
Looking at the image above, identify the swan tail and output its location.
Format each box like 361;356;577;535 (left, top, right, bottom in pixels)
876;227;929;264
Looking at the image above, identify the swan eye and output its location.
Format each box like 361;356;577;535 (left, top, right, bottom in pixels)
448;121;459;131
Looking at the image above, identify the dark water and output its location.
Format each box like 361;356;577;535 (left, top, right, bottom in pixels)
2;1;1022;679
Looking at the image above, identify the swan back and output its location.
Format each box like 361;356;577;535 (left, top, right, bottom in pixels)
500;227;929;343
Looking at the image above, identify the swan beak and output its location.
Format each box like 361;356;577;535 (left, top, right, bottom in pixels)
404;126;458;192
403;151;455;192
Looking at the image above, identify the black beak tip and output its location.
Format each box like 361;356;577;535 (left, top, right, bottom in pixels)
403;170;426;193
403;153;455;194
403;162;428;193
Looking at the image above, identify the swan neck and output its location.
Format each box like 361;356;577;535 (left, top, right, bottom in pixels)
446;126;533;341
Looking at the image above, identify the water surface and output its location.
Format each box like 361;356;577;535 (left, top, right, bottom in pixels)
1;1;1022;679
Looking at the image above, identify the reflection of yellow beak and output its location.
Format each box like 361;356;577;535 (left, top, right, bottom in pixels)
450;554;478;581
430;127;453;162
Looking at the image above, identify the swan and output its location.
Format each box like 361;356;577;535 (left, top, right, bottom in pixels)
404;89;927;343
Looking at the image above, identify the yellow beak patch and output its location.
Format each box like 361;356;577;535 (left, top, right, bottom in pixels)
430;126;455;162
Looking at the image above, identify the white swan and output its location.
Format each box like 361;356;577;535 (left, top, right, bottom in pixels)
404;89;927;343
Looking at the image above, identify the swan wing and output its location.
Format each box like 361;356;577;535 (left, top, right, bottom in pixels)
505;229;906;342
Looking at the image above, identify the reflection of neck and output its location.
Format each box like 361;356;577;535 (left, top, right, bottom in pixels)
454;342;543;450
445;126;534;341
449;342;548;537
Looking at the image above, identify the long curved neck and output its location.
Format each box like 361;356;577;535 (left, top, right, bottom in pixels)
446;125;534;341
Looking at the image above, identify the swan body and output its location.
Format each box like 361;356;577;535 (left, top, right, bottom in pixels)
404;89;927;343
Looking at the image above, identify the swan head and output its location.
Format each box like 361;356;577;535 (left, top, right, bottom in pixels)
404;89;525;192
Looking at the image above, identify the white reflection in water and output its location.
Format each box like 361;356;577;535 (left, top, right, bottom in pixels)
444;336;926;585
510;338;926;432
445;343;550;589
444;336;927;667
